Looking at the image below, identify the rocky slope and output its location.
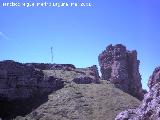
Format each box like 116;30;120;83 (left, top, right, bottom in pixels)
115;67;160;120
16;81;140;120
0;60;64;100
0;60;140;120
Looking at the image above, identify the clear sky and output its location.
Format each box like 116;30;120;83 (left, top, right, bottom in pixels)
0;0;160;90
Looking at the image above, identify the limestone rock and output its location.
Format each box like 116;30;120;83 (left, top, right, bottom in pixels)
98;44;144;100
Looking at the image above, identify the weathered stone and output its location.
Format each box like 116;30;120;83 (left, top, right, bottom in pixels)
0;60;64;100
98;44;144;100
115;66;160;120
148;67;160;89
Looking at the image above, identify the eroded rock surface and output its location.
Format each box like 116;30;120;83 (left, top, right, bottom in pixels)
115;67;160;120
148;67;160;89
0;60;64;100
98;44;144;100
0;60;65;119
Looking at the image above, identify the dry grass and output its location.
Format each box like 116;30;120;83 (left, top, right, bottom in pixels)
18;80;140;120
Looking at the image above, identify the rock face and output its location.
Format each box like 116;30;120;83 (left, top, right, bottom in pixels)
0;60;64;100
115;67;160;120
98;44;144;100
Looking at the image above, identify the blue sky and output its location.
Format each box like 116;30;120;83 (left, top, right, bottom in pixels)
0;0;160;90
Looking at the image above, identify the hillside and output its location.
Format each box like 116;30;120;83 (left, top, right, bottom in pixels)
16;80;140;120
0;60;140;120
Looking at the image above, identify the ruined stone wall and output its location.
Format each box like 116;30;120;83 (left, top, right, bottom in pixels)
98;44;144;100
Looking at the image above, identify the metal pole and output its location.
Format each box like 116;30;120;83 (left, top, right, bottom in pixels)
51;47;53;63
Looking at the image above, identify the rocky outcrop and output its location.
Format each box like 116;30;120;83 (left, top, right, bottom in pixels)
98;44;144;100
0;60;64;100
115;67;160;120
